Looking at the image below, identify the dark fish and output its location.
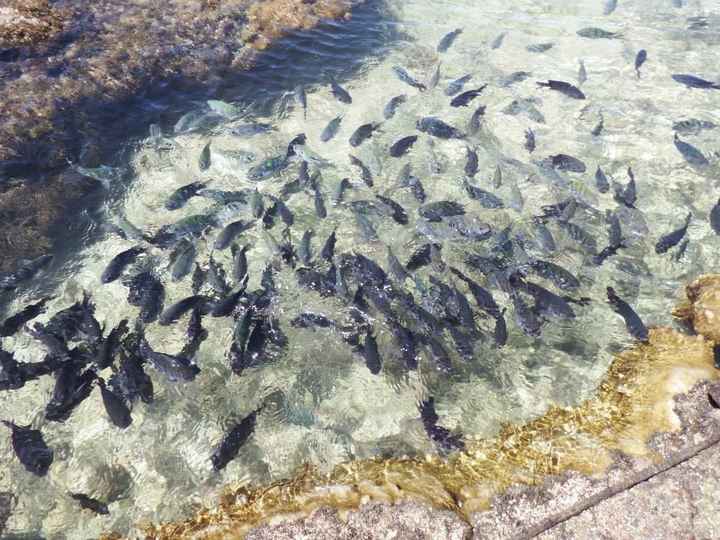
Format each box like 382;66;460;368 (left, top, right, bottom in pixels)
126;271;165;323
0;254;53;291
384;95;407;120
166;181;206;211
298;229;314;265
450;85;487;107
231;244;249;283
392;66;427;91
592;244;624;266
290;312;335;329
211;409;258;471
674;133;709;166
250;189;264;219
349;122;382;147
417;117;465;139
418;398;464;453
578;60;587;86
526;42;554;53
45;364;96;422
230;123;274;137
354;211;378;241
493;310;508;347
530;260;580;290
27;322;70;360
375;195;409;225
197;189;248;204
510;291;542;337
387;319;418;370
109;348;153;405
532;220;556;252
214;220;252;251
387;247;410;282
101;246;144;284
313;183;327;219
70;493;109;515
549;154;587;173
711;198;720;235
349;154;373;187
464;146;479;177
672;119;717;134
635;49;647;78
211;280;248;318
406;243;434;271
138;336;199;382
591;114;604;137
320;230;337;262
330;78;352;104
404;175;426;203
655;213;691;254
360;331;381;374
524;129;536;153
0;297;50;337
557;220;598;253
536;80;586;99
607;286;649;342
450;267;500;318
595;166;610;193
2;421;53;476
577;27;621;39
333;178;352;206
285;133;307;159
320;115;343;142
468;105;487;135
606;209;624;247
199;142;211;171
389;135;418;157
150;214;217;247
159;295;212;326
514;278;575;319
419;201;465;222
437;28;462;52
294;85;307;118
98;319;128;370
463;180;505;208
247;156;289;181
170;241;197;282
671;74;720;89
423;335;453;373
445;74;472;96
614;167;637;208
97;377;132;429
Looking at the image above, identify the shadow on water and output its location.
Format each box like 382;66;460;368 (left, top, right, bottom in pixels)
19;0;398;300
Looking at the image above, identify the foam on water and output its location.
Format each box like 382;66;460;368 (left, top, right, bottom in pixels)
2;0;720;536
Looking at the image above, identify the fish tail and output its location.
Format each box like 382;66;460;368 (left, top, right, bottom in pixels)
536;81;550;88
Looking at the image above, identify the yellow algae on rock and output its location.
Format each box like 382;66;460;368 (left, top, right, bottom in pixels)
674;275;720;343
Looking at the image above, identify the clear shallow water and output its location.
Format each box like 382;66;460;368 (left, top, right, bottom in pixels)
2;0;720;537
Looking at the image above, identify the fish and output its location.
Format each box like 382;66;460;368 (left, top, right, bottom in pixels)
450;85;487;107
0;298;50;337
419;201;465;222
109;347;153;405
286;133;307;159
532;220;556;252
45;364;96;422
502;99;546;123
69;493;109;515
230;123;274;137
635;49;647;78
671;74;720;89
197;189;248;204
231;244;249;283
548;154;587;173
389;135;418;158
437;28;462;52
360;331;381;374
529;259;580;290
578;59;587;85
199;142;211;171
524;129;536;153
290;312;335;330
416;117;464;139
603;0;618;15
607;286;649;342
384;95;408;120
150;214;217;247
170;241;197;282
392;66;426;91
672;119;717;134
349;122;383;147
387;246;410;283
269;194;295;225
468;105;487;135
138;336;200;382
211;409;259;471
513;278;575;319
348;154;373;187
0;254;53;291
463;180;505;208
493;165;502;188
655;213;691;254
595;166;610;193
354;211;379;241
450;267;500;318
313;182;327;219
428;63;441;90
2;421;53;476
98;319;128;370
527;42;554;53
444;74;472;96
607;209;624;247
320;115;343;142
673;238;689;262
406;243;434;271
465;146;479;176
158;295;212;326
674;133;709;167
418;397;464;453
577;27;621;39
249;189;264;219
247;156;289;181
0;351;57;392
614;167;637;208
494;310;508;347
211;280;248;318
125;271;165;323
591;113;604;136
298;230;314;266
97;377;132;429
330;78;352;104
711;199;720;235
490;32;506;50
294;85;307;119
499;71;531;87
536;80;586;99
101;246;144;284
166;181;206;211
375;195;409;225
332;178;352;206
214;220;253;251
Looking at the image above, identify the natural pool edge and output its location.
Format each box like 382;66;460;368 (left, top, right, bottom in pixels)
118;275;720;540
